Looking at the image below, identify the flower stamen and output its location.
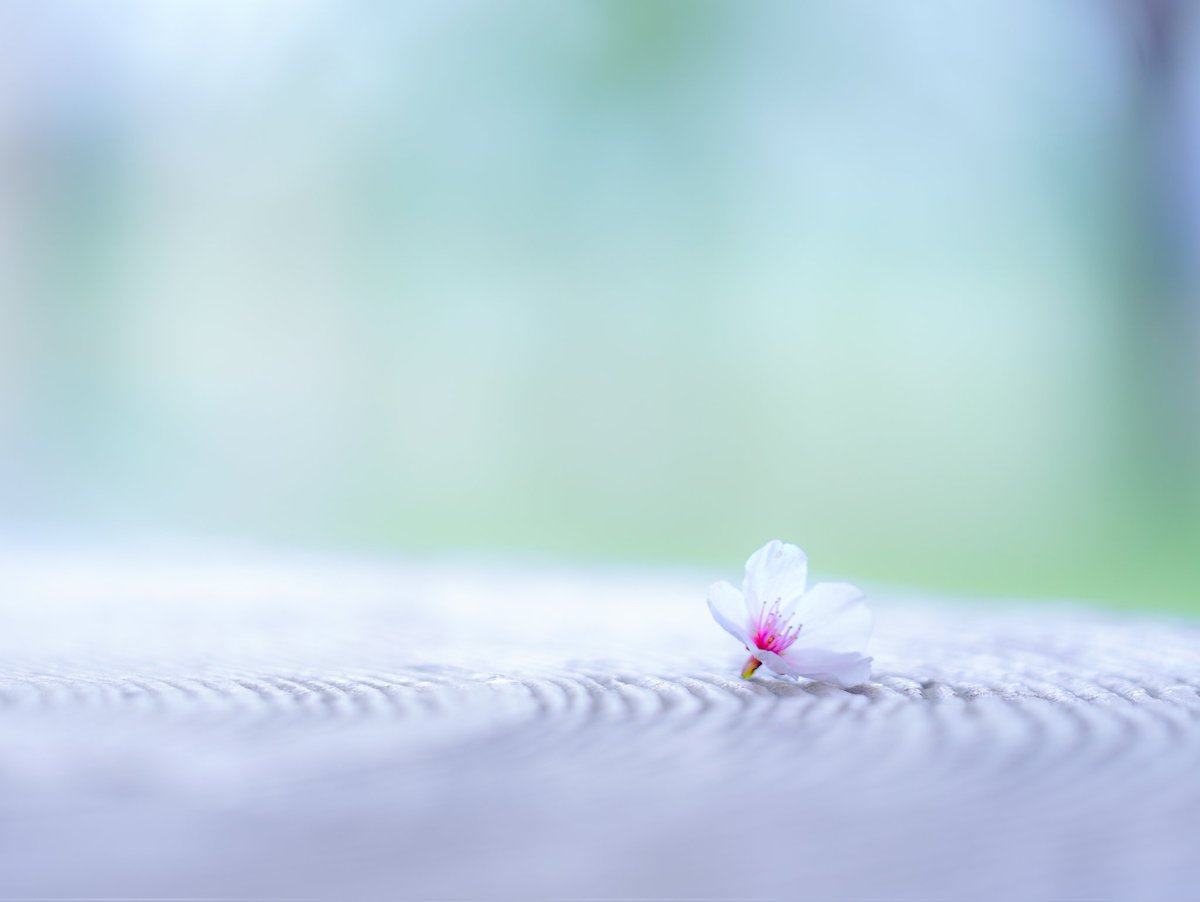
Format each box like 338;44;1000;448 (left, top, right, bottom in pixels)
750;597;802;656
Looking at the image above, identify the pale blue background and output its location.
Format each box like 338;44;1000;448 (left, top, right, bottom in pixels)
1;1;1197;609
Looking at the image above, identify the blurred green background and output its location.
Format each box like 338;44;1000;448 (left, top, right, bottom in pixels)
1;1;1198;610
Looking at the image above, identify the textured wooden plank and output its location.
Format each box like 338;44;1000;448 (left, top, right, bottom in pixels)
1;544;1198;900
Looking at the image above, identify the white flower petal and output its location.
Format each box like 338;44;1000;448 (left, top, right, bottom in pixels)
743;540;808;610
787;581;872;654
797;653;872;689
753;646;873;688
706;580;750;645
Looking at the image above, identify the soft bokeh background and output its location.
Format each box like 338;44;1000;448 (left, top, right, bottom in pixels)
1;1;1197;610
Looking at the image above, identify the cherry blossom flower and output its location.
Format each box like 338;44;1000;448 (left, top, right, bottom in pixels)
706;540;872;687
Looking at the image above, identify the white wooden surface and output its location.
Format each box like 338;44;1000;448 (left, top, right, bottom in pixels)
1;542;1198;900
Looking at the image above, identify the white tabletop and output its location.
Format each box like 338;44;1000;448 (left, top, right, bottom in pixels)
2;542;1198;900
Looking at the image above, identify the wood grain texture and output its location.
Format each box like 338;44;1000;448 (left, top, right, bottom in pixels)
1;543;1198;900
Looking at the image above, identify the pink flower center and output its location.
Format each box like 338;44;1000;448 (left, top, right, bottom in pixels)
750;598;802;654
